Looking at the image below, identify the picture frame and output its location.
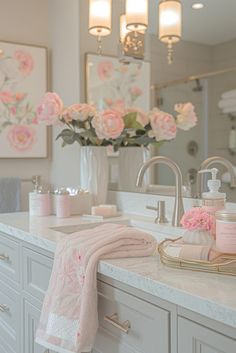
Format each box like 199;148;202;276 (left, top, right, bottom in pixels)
0;40;48;158
85;53;151;112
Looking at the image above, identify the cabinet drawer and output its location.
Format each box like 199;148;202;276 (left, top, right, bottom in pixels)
23;247;53;302
0;279;20;353
0;233;20;287
178;317;236;353
94;281;170;353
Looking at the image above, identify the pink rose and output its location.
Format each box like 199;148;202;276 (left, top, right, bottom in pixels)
7;125;36;151
129;86;143;100
148;108;177;141
92;109;124;140
97;60;114;80
36;92;63;125
175;102;198;131
0;91;15;104
14;50;34;76
15;92;26;101
127;107;149;127
63;104;96;123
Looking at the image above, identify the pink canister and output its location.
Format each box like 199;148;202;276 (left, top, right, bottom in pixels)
216;210;236;254
55;189;71;218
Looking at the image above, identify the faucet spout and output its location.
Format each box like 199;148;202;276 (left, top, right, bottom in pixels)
197;156;236;197
136;156;184;227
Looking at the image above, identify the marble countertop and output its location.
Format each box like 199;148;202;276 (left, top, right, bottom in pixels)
0;212;236;329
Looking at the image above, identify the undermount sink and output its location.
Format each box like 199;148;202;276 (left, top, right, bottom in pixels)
50;218;131;234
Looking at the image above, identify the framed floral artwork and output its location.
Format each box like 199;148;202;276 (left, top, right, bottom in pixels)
0;40;48;158
85;53;151;112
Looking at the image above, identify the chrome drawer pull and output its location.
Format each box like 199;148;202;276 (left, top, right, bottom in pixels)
104;313;130;334
0;304;10;312
0;254;10;262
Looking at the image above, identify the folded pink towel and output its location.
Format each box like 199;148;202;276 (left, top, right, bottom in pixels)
35;223;156;353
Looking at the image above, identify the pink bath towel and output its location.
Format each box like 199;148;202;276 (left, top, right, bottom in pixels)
35;223;156;353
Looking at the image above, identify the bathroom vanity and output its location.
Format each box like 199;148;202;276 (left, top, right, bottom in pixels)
0;211;235;353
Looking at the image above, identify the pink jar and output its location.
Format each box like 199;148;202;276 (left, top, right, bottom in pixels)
29;191;51;217
216;210;236;254
55;189;71;218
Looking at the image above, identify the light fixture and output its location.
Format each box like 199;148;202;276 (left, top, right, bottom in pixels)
126;0;148;32
192;3;204;10
119;14;145;60
159;0;182;64
88;0;112;54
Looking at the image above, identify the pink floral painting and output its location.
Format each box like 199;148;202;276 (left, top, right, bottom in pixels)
86;54;150;113
0;41;47;158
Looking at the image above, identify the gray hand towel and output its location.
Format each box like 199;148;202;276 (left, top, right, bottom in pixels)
0;177;21;213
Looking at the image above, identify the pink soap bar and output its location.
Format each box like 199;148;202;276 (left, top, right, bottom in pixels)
91;205;117;217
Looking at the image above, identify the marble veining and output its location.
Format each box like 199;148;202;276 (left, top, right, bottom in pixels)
0;212;236;328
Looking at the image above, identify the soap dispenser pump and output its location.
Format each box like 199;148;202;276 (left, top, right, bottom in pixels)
198;168;226;215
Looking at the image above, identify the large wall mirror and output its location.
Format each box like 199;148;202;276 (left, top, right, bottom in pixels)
106;0;236;202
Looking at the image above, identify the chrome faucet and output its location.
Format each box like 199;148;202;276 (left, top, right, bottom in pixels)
197;156;236;197
136;156;184;227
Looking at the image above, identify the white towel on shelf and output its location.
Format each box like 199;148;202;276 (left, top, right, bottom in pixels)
222;106;236;115
218;98;236;109
0;177;21;213
222;166;236;184
221;89;236;100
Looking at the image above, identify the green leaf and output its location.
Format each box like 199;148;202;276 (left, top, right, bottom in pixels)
123;112;144;130
56;129;76;145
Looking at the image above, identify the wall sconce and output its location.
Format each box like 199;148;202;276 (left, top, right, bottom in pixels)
158;0;182;64
88;0;112;54
119;14;145;61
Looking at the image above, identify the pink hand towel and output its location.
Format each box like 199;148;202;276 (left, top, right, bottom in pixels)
35;223;156;353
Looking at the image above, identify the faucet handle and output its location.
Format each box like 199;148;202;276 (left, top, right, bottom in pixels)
146;201;168;224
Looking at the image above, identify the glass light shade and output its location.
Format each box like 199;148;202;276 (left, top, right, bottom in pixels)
120;14;130;42
89;0;112;37
159;0;182;44
126;0;148;31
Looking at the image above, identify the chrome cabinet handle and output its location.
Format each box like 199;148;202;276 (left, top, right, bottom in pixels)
0;304;10;312
0;253;10;262
104;313;130;334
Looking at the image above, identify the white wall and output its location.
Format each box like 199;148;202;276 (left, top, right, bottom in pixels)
49;0;82;188
0;0;50;209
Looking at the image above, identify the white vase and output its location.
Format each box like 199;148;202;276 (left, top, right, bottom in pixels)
118;147;150;192
183;229;214;246
80;146;108;205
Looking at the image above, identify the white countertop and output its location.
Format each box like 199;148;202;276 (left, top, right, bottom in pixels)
0;212;236;329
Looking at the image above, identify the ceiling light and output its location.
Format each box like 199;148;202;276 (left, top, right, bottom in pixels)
159;0;182;64
192;3;204;10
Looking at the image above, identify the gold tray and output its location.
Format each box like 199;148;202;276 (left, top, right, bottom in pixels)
158;238;236;276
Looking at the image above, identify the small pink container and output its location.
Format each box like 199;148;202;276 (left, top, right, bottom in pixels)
29;192;51;217
55;192;71;218
216;210;236;254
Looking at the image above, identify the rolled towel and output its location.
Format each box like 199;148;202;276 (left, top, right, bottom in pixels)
222;166;236;184
164;239;221;261
221;89;236;100
36;223;156;353
222;106;236;115
218;98;236;110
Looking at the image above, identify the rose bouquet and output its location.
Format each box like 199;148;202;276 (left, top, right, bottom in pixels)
36;92;198;151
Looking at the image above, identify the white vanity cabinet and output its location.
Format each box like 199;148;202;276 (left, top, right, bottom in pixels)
0;229;236;353
178;317;236;353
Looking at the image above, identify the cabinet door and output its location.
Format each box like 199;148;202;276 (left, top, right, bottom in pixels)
178;317;236;353
23;300;54;353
